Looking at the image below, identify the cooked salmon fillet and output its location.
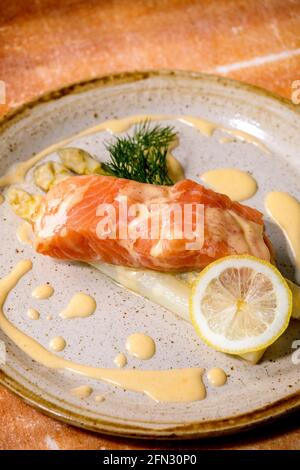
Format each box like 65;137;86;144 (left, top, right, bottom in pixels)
34;175;271;271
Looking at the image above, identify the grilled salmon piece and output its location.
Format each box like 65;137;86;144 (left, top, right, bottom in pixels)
34;175;271;272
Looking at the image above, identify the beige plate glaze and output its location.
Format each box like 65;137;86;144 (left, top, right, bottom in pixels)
1;71;300;439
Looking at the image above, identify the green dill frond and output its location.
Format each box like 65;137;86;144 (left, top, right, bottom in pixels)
101;121;177;185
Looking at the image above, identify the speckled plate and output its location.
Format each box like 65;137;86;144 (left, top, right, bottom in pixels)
1;71;300;439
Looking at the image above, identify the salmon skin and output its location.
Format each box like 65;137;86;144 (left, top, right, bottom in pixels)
34;175;271;272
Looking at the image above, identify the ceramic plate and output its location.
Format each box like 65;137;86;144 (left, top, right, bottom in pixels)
0;71;300;439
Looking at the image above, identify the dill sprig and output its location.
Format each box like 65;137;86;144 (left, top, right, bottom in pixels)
101;121;176;185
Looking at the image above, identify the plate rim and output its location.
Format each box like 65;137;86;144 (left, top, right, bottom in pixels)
1;69;300;439
1;368;300;439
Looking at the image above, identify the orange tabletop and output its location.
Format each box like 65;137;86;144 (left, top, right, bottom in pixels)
0;0;300;450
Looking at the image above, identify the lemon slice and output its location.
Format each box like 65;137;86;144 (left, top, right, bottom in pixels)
190;255;292;354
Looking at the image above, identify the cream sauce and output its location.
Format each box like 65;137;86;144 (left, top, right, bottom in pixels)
16;221;34;245
221;128;270;154
265;192;300;273
34;185;87;240
32;284;54;300
60;293;96;319
0;194;4;205
166;138;185;182
71;385;93;399
49;336;66;352
0;261;206;402
219;136;236;144
0;114;268;187
95;395;105;403
114;352;127;368
126;333;156;360
228;210;271;261
167;153;185;182
27;308;40;320
179;116;269;152
178;116;216;137
0;115;168;188
201;168;258;201
207;368;227;387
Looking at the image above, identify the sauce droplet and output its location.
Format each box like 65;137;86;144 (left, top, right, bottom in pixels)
114;352;127;368
32;284;54;300
49;336;66;352
60;292;96;319
207;368;227;387
265;191;300;278
95;395;105;403
201;168;258;202
71;385;93;399
219;136;235;144
27;308;40;320
16;221;33;245
126;333;156;360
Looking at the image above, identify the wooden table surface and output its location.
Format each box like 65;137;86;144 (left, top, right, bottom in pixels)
0;0;300;450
